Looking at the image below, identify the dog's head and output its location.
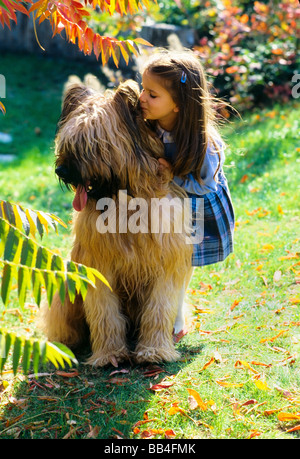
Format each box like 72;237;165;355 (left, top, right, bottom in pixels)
55;79;165;211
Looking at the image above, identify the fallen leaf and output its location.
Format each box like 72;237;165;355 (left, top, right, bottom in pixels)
133;418;159;428
286;425;300;433
56;369;79;378
230;298;242;311
253;380;271;391
241;399;258;406
164;429;176;438
149;381;175;391
234;360;259;374
168;405;185;415
187;388;207;411
274;385;293;398
141;428;165;438
216;379;244;388
248;430;261;439
251;361;271;367
111;427;124;437
86;425;100;438
260;329;288;343
142;366;164;377
275;353;297;367
109;369;130;376
279;252;299;260
260;243;275;252
188;395;198;410
200;356;215;371
278;412;300;422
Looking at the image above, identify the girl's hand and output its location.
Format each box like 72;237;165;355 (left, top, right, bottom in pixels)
158;157;172;172
157;157;173;181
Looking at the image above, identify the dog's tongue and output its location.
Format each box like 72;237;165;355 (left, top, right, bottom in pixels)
73;185;87;211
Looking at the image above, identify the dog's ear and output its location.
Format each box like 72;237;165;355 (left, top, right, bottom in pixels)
60;84;93;124
114;80;140;111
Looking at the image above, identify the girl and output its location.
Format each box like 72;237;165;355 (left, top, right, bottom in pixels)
139;50;235;341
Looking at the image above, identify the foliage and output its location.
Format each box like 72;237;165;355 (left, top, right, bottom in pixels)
0;200;111;375
0;0;153;66
149;0;300;110
0;329;77;375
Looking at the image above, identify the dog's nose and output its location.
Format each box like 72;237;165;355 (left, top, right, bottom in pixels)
55;165;70;180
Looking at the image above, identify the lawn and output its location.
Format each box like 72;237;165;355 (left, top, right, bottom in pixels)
0;52;299;440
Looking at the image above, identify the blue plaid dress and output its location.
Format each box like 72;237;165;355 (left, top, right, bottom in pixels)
158;126;235;267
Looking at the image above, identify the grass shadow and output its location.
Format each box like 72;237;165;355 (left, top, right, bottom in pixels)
0;336;206;439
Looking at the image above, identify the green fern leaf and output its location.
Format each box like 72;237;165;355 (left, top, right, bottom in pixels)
12;336;23;375
22;339;33;375
1;263;16;307
0;329;77;375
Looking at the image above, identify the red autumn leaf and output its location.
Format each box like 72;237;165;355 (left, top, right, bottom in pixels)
143;366;164;377
149;381;174;391
164;429;176;438
241;399;257;406
56;369;79;377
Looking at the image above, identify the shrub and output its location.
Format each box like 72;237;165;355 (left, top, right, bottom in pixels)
149;0;300;111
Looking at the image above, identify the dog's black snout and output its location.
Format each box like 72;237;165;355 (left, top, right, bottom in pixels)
55;165;70;180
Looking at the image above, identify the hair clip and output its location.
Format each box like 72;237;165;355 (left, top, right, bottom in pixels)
180;71;187;83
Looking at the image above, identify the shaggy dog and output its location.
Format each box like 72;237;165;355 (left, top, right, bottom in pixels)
42;79;193;367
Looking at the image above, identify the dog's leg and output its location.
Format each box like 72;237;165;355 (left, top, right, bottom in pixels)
40;290;87;349
134;282;180;364
84;284;129;367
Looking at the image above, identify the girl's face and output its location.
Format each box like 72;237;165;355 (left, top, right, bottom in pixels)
139;70;179;131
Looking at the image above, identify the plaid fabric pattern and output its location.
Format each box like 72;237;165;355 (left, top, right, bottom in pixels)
188;173;235;267
156;124;235;267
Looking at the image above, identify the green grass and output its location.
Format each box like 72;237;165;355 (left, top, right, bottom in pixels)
0;53;299;440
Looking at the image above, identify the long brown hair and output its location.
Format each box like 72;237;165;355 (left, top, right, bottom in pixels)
142;50;223;182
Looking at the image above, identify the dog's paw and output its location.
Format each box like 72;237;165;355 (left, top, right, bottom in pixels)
134;345;180;364
86;348;129;367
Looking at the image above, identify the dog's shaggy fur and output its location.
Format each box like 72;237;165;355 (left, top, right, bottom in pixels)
41;79;192;367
